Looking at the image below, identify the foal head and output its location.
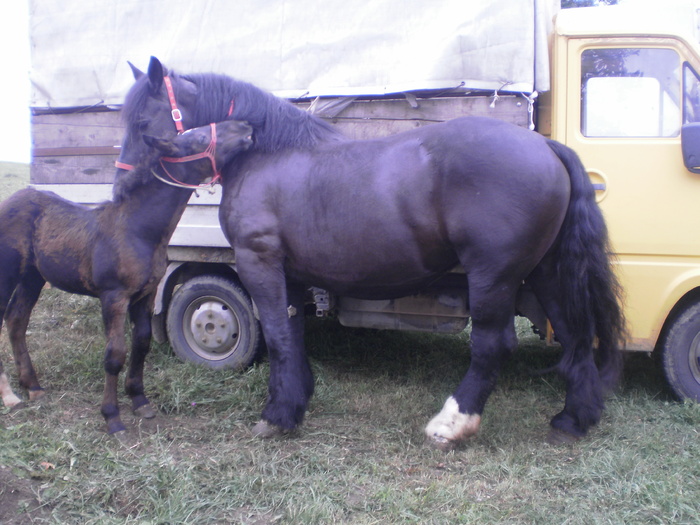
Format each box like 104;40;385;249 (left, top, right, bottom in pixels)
146;119;254;182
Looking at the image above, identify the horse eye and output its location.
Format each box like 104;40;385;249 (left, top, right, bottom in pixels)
137;120;149;131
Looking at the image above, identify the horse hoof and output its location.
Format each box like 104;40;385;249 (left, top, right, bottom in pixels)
252;420;286;439
546;428;580;445
426;435;459;452
133;404;157;419
107;421;127;435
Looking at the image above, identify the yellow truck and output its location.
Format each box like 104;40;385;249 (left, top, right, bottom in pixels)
546;5;700;401
28;1;700;401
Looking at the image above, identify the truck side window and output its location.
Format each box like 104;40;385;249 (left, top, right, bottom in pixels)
683;63;700;124
581;48;680;138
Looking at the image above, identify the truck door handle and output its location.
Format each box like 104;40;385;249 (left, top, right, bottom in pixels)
587;169;609;203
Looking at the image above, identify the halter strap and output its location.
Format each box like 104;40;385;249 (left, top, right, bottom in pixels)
115;160;135;171
163;75;185;134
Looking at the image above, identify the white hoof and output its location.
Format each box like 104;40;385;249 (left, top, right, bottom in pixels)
0;373;23;408
425;396;481;447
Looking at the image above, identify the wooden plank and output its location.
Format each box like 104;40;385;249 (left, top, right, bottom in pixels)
34;146;121;157
31;111;123;149
300;95;530;139
31;183;112;204
31;154;118;184
33;182;223;206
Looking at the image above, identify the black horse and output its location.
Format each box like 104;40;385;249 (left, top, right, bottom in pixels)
119;57;626;448
0;120;252;433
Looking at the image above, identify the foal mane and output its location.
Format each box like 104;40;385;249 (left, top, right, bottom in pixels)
112;148;162;202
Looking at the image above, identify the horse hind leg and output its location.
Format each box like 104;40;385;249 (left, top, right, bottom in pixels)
425;278;520;449
525;263;605;443
4;268;47;405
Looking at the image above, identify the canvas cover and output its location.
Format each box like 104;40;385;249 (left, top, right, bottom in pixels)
29;0;558;109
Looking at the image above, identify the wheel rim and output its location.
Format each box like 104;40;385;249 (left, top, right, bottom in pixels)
182;295;242;361
690;331;700;385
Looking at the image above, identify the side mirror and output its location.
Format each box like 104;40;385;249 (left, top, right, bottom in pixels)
681;122;700;173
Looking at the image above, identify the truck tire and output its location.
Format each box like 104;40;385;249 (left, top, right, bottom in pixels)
166;275;261;370
661;301;700;402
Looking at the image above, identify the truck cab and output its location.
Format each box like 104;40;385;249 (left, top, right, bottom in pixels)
548;5;700;400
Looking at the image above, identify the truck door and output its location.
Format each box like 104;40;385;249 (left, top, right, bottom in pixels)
563;40;700;351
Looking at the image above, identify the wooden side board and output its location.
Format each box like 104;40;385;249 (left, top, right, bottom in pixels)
31;95;529;184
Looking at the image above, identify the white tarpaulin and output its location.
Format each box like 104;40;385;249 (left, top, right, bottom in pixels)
30;0;558;109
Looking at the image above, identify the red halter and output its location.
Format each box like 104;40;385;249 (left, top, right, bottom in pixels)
155;122;222;189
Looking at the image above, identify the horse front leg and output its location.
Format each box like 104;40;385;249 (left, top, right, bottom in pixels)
425;281;519;450
125;295;157;419
99;291;130;434
4;270;46;406
236;257;313;437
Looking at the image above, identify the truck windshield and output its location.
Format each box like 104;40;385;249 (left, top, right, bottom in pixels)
581;48;681;138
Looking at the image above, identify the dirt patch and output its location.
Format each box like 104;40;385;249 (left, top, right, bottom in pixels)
0;467;53;524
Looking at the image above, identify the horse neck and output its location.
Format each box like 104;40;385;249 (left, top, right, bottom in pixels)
117;168;197;244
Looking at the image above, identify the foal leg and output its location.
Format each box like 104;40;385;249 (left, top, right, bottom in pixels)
99;291;131;434
425;279;519;449
0;275;23;408
4;269;47;403
125;296;157;419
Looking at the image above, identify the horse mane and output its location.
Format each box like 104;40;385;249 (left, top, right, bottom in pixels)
182;72;344;152
112;148;162;203
121;70;344;155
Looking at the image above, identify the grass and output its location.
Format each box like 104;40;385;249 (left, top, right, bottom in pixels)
0;161;30;201
1;161;699;523
1;290;699;524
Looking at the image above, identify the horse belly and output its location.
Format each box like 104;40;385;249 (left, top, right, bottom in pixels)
282;222;458;298
33;212;98;296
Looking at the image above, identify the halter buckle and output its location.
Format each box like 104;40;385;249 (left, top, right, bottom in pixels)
171;108;183;122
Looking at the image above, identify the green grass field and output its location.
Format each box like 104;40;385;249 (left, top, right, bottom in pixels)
0;161;699;523
0;162;29;201
1;294;698;524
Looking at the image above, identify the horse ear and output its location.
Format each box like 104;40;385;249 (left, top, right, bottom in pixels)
147;56;165;94
128;61;144;80
144;134;179;156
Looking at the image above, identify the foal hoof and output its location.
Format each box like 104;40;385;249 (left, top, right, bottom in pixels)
133;403;157;419
106;420;127;435
8;400;26;412
28;388;46;402
252;420;287;439
546;428;581;446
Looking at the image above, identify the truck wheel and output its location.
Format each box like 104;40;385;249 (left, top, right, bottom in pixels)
661;302;700;402
166;275;261;370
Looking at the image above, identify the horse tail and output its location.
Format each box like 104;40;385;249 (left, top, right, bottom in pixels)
545;139;626;391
